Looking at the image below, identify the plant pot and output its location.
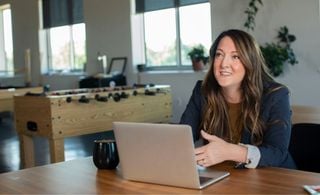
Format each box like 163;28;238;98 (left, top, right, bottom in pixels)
192;59;205;71
137;64;146;72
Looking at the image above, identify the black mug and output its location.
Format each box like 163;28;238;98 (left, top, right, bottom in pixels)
93;139;119;169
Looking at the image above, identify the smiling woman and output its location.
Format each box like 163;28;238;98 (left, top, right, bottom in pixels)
180;29;296;170
213;36;245;94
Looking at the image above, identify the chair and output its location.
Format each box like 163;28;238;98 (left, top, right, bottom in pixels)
289;123;320;173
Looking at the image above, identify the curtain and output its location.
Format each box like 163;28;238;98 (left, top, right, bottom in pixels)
135;0;208;13
43;0;84;29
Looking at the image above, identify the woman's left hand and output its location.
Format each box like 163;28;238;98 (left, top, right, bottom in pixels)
195;130;231;167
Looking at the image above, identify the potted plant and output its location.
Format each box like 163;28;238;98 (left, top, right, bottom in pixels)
243;0;298;77
260;26;298;77
187;44;209;71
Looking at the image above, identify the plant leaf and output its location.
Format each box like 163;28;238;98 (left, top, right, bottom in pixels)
288;35;296;42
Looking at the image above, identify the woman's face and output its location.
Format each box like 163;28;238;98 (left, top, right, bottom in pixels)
213;36;246;91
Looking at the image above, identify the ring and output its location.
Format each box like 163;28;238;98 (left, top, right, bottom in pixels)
202;159;205;164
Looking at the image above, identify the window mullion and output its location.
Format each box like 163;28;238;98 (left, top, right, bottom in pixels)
0;11;5;72
0;6;14;75
142;14;147;66
69;25;75;70
46;30;53;72
175;7;182;68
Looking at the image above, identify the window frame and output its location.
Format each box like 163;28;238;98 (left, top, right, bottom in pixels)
41;0;85;74
0;4;13;77
141;2;211;71
45;23;86;73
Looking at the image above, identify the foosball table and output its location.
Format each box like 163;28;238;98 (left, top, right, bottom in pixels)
0;87;43;113
14;84;172;168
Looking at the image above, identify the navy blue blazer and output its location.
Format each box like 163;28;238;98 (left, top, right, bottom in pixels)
180;80;296;169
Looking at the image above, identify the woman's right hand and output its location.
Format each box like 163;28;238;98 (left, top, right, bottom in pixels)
194;130;230;167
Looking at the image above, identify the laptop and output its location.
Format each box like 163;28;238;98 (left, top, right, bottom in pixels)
113;122;230;189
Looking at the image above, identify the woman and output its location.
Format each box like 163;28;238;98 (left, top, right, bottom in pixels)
180;29;296;169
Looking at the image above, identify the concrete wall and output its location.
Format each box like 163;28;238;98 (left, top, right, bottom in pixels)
1;0;320;123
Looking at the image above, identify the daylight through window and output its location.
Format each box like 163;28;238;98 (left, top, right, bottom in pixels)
0;5;13;76
143;2;211;70
46;23;86;73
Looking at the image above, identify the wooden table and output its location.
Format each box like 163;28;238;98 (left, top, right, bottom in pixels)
0;157;319;194
0;87;42;113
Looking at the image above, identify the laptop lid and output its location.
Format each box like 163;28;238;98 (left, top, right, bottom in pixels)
113;122;230;189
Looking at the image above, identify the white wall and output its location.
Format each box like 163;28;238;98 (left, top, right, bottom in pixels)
138;71;207;122
84;0;133;78
1;0;320;122
256;0;320;107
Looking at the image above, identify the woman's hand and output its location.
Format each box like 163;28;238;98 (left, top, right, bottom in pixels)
195;130;231;167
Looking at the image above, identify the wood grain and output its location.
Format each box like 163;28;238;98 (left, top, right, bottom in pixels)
0;87;42;112
14;86;172;138
13;86;172;168
0;157;319;194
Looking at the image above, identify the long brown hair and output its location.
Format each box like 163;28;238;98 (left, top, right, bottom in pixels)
201;29;274;145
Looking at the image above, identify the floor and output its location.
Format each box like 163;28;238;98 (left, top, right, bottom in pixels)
0;113;114;174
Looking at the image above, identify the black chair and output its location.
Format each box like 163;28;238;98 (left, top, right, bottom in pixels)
289;123;320;173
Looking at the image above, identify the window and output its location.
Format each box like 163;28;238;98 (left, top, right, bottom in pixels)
139;1;212;70
46;23;86;72
0;5;13;76
42;0;86;73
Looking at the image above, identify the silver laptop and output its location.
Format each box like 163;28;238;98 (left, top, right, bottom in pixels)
113;122;230;189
